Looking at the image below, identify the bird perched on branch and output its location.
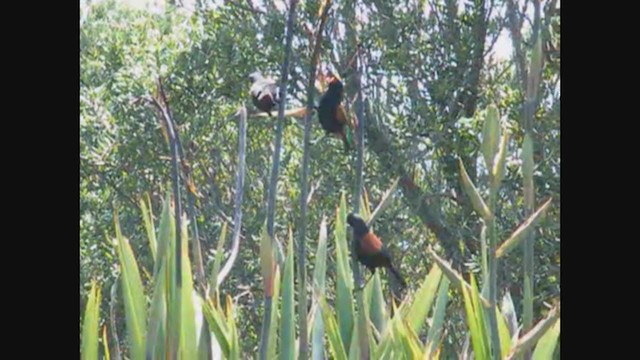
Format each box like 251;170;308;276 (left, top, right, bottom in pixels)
249;71;280;117
316;71;353;151
346;213;406;289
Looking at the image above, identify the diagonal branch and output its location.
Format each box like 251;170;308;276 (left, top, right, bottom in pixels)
136;79;207;290
506;303;560;360
157;79;208;291
364;100;462;264
138;85;184;287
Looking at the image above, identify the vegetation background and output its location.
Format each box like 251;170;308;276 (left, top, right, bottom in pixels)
80;0;560;358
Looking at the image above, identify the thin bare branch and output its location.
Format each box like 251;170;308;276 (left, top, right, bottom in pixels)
265;0;299;267
349;4;371;355
217;106;248;286
297;1;333;356
367;178;400;227
306;177;322;207
155;80;207;290
260;1;300;358
363;100;461;263
150;79;184;287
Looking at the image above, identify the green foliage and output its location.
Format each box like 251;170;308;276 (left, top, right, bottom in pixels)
334;193;355;350
311;218;329;360
533;318;560;359
114;212;147;360
81;184;558;359
279;231;296;360
80;0;559;357
81;281;101;360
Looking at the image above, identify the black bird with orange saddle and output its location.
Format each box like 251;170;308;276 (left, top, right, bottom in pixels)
249;71;280;117
346;213;406;289
316;71;353;151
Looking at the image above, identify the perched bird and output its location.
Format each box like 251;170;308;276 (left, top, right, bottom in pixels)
316;71;353;151
346;213;406;289
249;71;280;117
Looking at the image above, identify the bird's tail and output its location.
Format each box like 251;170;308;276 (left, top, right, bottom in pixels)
388;265;407;288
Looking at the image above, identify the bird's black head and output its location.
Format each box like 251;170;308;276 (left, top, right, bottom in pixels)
346;213;369;236
327;78;344;93
325;71;343;90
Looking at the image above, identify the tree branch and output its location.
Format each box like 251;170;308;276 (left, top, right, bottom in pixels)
138;83;184;288
157;81;208;291
507;0;528;92
260;1;299;359
349;2;370;356
297;1;332;357
364;100;463;264
217;106;248;287
265;0;298;267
